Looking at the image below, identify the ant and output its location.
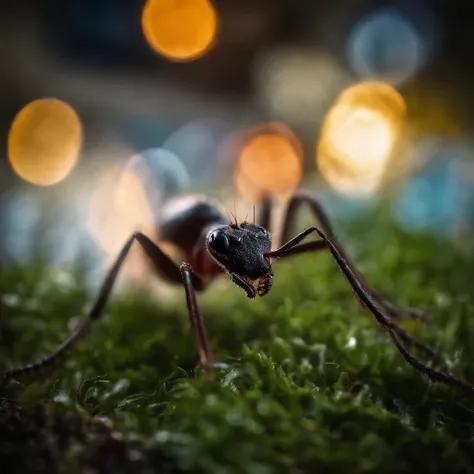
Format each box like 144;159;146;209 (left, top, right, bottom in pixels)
2;191;473;393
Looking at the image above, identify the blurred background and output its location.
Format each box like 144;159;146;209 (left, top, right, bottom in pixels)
1;0;474;289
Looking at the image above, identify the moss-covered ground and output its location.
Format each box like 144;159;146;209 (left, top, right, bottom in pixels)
1;212;474;474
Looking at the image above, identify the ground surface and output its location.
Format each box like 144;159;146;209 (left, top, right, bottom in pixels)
1;213;474;474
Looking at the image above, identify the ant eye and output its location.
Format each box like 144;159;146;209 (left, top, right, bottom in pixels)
208;230;230;253
251;226;269;241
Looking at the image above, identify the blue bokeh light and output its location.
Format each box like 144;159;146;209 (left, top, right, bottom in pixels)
392;140;473;235
163;118;234;185
347;5;439;85
126;148;191;210
122;115;172;152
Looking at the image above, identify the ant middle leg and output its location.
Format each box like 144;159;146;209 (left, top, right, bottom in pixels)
1;232;209;385
273;191;427;321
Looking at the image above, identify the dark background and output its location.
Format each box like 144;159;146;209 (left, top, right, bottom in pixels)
1;0;474;273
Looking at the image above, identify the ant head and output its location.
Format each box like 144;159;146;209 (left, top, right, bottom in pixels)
206;222;272;280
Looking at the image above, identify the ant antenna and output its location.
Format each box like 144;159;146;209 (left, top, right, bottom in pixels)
226;211;238;227
226;200;246;227
233;200;238;226
252;205;256;224
226;201;239;228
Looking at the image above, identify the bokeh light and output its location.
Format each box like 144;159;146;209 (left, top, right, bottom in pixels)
317;82;406;196
227;123;302;202
163;118;233;184
347;6;439;85
142;0;218;62
254;48;349;129
1;180;100;268
88;166;158;282
8;98;83;186
392;139;473;235
122;115;171;152
2;189;42;262
126;148;190;208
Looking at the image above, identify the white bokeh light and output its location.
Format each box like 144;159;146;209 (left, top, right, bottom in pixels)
254;48;349;128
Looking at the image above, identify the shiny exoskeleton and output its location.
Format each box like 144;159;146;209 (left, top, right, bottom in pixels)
2;192;473;394
158;195;273;298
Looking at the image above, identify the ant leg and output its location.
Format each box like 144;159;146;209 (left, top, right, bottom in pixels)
266;228;439;360
1;235;135;385
134;233;205;290
258;195;273;230
279;192;335;245
268;240;327;257
388;329;473;392
2;232;206;385
267;228;474;393
180;263;214;378
229;274;257;299
278;191;427;321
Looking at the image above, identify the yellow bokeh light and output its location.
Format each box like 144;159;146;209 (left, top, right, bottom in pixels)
142;0;218;62
230;123;302;202
8;98;82;186
329;107;394;171
317;82;406;196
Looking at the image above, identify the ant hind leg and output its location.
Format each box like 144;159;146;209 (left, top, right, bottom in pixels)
2;232;208;385
266;227;473;393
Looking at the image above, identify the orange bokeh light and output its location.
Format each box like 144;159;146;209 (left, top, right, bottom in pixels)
8;98;82;186
142;0;218;62
229;123;303;202
317;82;406;196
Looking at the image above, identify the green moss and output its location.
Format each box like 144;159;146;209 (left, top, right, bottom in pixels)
1;214;474;473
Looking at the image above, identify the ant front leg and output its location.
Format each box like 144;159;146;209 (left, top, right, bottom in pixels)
229;272;273;298
270;191;427;321
266;227;474;393
257;194;273;231
2;232;209;385
180;263;214;377
230;273;257;298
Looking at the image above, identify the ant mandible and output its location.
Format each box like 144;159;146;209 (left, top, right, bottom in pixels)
2;191;473;393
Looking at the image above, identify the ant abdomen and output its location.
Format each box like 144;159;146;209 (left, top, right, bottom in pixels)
158;194;227;252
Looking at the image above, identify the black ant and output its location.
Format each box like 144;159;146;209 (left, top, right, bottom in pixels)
2;191;473;393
